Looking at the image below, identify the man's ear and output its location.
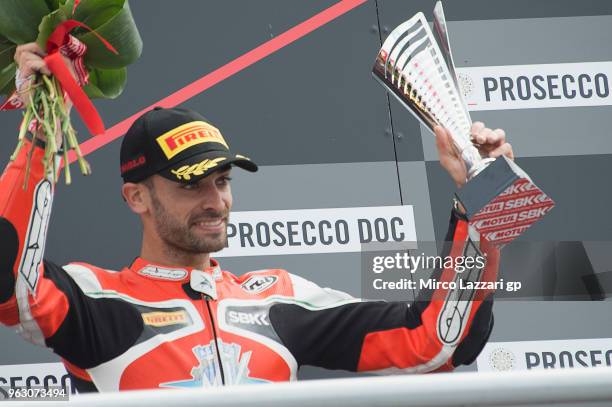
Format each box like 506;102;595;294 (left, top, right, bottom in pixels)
122;182;149;215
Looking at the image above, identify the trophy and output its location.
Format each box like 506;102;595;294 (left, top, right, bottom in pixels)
372;2;554;245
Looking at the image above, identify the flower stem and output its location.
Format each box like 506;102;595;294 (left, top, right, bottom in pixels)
13;74;92;188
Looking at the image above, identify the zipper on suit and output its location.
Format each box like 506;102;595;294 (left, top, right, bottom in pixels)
202;294;225;385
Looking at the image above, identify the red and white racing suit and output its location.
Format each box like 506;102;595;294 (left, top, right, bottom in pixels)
0;140;499;392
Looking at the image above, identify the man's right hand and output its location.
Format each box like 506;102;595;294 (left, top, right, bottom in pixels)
14;43;50;105
14;43;75;146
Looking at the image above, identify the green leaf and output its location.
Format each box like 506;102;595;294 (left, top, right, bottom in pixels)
36;8;68;49
0;0;51;44
45;0;62;11
69;0;124;31
0;32;16;98
0;79;15;98
57;0;75;16
76;0;142;69
0;62;16;96
0;40;16;72
83;66;126;99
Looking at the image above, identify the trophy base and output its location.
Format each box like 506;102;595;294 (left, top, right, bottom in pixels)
455;156;555;245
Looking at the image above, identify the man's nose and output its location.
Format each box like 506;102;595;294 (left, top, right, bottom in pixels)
199;182;227;211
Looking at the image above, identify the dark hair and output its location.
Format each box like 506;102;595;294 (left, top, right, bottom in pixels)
140;176;155;190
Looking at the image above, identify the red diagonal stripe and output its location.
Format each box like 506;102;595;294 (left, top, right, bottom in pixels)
69;0;367;163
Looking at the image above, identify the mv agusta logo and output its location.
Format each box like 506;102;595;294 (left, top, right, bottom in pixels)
240;275;278;294
159;340;269;387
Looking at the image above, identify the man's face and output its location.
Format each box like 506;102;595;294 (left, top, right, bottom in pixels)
144;168;233;254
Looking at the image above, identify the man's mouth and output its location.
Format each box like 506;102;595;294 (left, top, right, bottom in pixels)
191;217;227;233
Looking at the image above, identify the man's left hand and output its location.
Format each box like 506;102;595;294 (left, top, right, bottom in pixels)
434;122;514;188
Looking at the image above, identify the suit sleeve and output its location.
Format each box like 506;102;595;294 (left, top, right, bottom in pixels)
268;209;499;373
0;140;143;375
0;138;55;337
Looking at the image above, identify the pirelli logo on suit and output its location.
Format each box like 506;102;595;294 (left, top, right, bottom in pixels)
141;310;189;327
156;121;229;159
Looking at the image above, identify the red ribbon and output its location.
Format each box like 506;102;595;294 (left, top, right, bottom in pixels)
44;20;118;136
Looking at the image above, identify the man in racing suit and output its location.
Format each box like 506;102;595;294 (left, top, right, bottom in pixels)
0;44;511;392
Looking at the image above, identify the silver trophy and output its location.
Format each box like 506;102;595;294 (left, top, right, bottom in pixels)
373;2;554;245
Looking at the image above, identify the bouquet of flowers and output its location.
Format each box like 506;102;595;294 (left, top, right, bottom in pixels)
0;0;142;184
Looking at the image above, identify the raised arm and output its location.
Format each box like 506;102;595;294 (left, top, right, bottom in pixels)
0;43;61;339
268;209;499;373
267;122;511;373
0;46;140;383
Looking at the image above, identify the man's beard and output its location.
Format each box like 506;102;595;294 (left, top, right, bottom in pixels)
149;190;228;254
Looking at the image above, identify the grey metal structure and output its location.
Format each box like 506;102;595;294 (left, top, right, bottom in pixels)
21;368;612;406
0;0;610;384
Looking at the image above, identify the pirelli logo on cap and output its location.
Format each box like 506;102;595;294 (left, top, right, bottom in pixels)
156;121;229;160
142;310;189;327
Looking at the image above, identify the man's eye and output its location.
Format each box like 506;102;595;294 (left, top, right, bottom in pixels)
181;183;199;190
218;176;232;185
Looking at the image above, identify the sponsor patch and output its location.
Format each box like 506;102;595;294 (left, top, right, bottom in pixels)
227;310;270;326
142;310;189;327
241;275;278;294
170;157;227;181
156;121;229;160
120;155;146;174
138;266;188;281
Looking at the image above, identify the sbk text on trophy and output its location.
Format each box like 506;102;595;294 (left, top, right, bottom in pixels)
372;2;554;245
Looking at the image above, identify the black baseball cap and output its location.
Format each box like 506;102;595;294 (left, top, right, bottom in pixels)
120;107;257;183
